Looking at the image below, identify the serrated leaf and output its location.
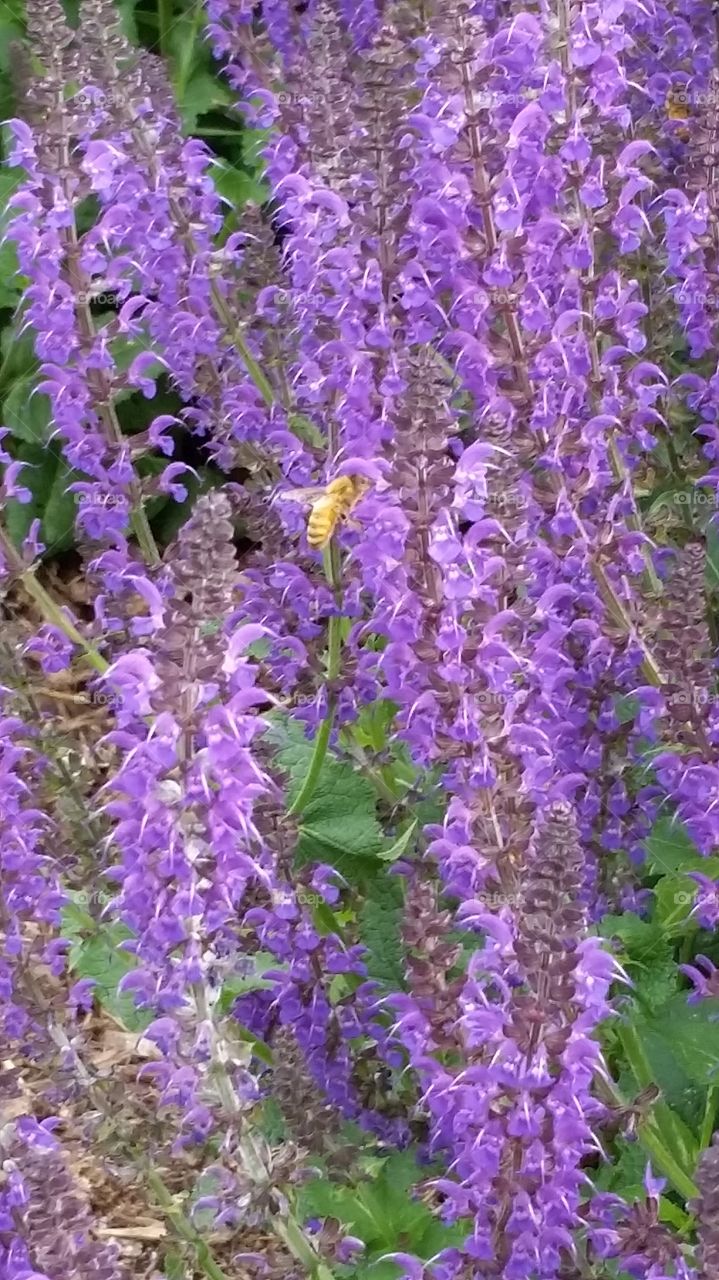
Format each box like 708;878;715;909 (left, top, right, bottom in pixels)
641;993;719;1087
151;468;222;546
377;821;417;863
115;0;140;41
593;1137;646;1196
644;816;703;875
161;1249;186;1280
299;1152;434;1251
614;693;640;725
351;700;398;753
210;158;267;209
3;377;51;444
179;69;232;132
42;456;78;554
269;717;385;877
653;873;702;935
217;954;275;1015
67;923;150;1032
0;168;24;305
287;413;325;447
598;913;677;1010
360;875;405;988
111;334;165;382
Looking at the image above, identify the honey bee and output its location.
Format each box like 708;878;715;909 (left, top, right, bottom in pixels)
275;474;371;549
665;88;691;138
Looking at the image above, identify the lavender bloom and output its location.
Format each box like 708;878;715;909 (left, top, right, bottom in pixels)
0;1117;129;1280
0;684;64;1048
393;804;615;1278
649;543;719;853
7;2;155;566
590;1165;695;1280
694;1133;719;1278
75;0;300;481
101;492;395;1147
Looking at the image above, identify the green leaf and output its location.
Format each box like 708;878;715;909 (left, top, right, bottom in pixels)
210;158;267;210
161;1248;187;1280
614;693;640;725
615;1021;701;1171
359;874;405;988
378;820;418;863
593;1136;647;1197
0;166;25;287
644;816;702;875
216;954;276;1015
298;1152;435;1252
110;333;165;384
2;439;81;555
351;700;398;754
3;442;57;547
269;717;385;878
151;468;223;546
0;17;23;74
115;0;140;40
68;923;151;1032
179;69;232;132
652;872;703;936
0;324;39;388
640;993;719;1088
42;456;78;553
3;376;52;444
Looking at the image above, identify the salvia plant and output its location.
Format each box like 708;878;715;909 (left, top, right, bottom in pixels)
5;0;719;1277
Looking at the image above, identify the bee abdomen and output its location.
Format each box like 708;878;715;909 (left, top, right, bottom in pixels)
307;496;336;548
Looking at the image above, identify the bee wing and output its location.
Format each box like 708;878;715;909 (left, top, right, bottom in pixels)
274;486;326;508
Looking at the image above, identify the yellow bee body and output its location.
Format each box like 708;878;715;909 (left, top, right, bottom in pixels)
277;474;370;549
666;90;690;120
665;90;691;140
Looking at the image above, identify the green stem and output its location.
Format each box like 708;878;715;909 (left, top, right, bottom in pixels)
157;0;174;56
144;1167;232;1280
287;544;342;817
288;707;335;818
617;1023;698;1178
638;1120;700;1202
130;505;161;568
210;281;276;408
174;0;205;101
273;1214;336;1280
601;1072;699;1202
0;524;108;673
700;1085;719;1151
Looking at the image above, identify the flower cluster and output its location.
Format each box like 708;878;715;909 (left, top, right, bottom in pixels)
3;0;719;1276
